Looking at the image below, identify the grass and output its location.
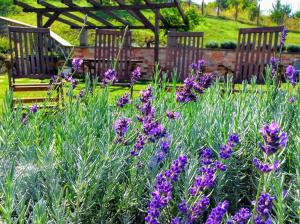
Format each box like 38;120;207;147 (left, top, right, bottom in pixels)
0;70;299;223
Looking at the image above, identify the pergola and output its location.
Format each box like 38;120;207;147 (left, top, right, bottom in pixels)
14;0;188;63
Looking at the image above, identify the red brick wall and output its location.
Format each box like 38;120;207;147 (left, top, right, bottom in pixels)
74;47;300;80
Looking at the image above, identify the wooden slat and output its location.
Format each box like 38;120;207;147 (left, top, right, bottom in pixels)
94;29;132;82
234;26;284;83
13;97;59;103
166;31;204;81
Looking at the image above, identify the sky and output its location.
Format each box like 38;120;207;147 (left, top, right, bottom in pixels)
193;0;300;14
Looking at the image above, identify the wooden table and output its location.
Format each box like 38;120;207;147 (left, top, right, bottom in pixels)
81;58;143;75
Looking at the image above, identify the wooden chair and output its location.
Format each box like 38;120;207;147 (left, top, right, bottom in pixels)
7;26;63;108
166;31;204;81
234;26;284;84
93;29;132;84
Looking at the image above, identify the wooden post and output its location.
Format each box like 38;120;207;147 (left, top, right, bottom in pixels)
257;4;260;26
201;0;204;15
154;8;160;64
80;28;88;46
37;13;43;27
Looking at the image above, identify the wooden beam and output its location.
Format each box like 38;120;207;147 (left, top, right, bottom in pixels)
174;0;188;25
87;0;131;26
43;12;60;27
37;0;96;27
154;8;160;63
37;13;43;27
144;0;170;28
44;12;77;27
20;1;177;13
61;0;113;27
115;0;154;31
70;25;184;29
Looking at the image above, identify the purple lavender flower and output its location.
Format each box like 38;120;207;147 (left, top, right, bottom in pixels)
254;193;274;224
71;78;77;89
214;161;227;171
205;201;229;224
79;89;85;98
30;104;38;113
131;134;145;156
189;166;216;196
166;111;180;120
253;158;280;173
72;58;83;72
193;73;214;94
258;122;288;155
219;134;240;159
160;141;170;153
102;69;117;85
228;208;252;224
288;97;296;103
191;59;205;74
270;57;279;75
285;65;297;86
131;66;141;84
145;155;188;224
140;86;153;103
21;114;28;125
113;117;131;137
117;92;131;108
201;147;214;166
280;28;288;46
178;200;189;214
189;196;210;222
171;217;181;224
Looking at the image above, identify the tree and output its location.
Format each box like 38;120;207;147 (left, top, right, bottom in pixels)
294;10;300;19
215;0;229;16
227;0;259;21
270;0;292;25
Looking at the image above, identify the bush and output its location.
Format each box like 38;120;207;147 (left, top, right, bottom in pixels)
286;44;300;53
0;36;9;54
205;41;219;49
220;41;237;49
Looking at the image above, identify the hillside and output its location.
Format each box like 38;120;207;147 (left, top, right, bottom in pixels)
6;10;300;47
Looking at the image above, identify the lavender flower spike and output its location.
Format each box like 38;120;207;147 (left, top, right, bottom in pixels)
30;104;38;113
258;122;288;155
280;28;288;46
205;200;229;224
102;69;117;85
113;117;131;137
72;58;83;72
131;66;141;84
227;208;251;224
117;92;131;108
285;65;297;86
254;193;274;224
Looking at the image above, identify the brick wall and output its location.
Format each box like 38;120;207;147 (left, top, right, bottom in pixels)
73;47;300;80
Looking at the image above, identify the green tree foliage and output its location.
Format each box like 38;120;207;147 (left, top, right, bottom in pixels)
216;0;229;16
270;0;292;25
294;11;300;19
0;0;16;16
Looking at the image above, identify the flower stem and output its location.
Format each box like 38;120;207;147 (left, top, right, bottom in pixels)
251;174;263;223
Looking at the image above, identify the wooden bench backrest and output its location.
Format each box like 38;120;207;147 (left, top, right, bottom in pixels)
234;26;284;83
94;29;132;82
166;31;204;81
8;26;57;80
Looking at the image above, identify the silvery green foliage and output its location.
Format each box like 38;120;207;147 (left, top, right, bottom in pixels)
0;73;299;223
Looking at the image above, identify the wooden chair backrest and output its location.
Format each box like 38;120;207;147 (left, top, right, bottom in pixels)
8;26;57;80
94;29;132;82
234;26;284;83
166;31;204;81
